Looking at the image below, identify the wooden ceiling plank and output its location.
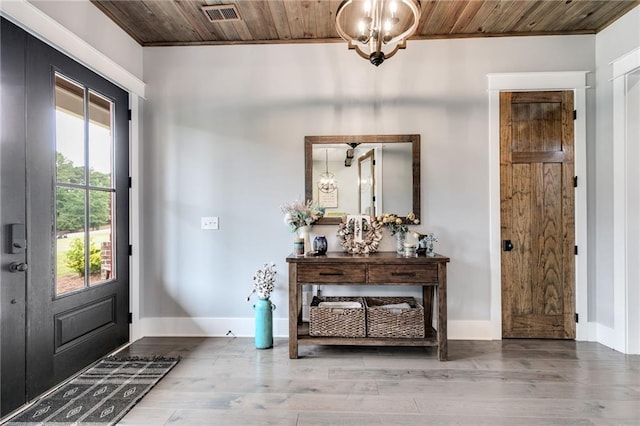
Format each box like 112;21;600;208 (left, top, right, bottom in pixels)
282;0;317;39
315;0;340;39
267;0;294;40
416;0;440;36
542;0;598;32
502;0;546;34
433;0;472;35
450;0;491;35
136;0;199;43
236;0;280;40
569;1;637;32
421;0;453;35
282;0;306;39
301;0;319;39
511;0;567;33
481;0;537;34
230;19;256;41
173;0;221;42
474;0;518;34
531;1;581;34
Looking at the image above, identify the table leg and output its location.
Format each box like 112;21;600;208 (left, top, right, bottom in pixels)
288;263;299;359
422;285;434;330
437;263;447;361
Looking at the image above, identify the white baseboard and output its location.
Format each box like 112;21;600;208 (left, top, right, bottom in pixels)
137;317;495;340
138;317;289;338
139;318;628;349
589;322;619;351
447;320;494;340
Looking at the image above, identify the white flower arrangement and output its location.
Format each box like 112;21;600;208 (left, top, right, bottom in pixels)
247;262;277;301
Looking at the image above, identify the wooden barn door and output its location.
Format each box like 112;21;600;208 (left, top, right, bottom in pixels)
500;91;575;339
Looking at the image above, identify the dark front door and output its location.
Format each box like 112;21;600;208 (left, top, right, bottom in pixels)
1;18;130;416
500;90;576;339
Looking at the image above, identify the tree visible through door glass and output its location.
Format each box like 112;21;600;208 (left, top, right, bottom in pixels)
54;74;116;295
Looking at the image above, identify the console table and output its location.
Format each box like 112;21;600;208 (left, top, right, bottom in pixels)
286;252;449;360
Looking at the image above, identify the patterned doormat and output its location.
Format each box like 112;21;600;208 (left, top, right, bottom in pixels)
3;356;179;425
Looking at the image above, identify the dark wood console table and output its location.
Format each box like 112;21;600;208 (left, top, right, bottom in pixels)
286;252;450;360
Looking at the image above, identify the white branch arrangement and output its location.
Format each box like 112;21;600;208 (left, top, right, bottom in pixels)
247;262;277;301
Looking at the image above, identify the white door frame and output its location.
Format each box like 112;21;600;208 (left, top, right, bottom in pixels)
487;72;589;340
612;48;640;354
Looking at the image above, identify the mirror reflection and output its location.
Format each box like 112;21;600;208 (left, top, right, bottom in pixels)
305;135;420;225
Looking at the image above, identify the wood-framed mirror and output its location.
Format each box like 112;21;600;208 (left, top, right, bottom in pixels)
305;134;420;225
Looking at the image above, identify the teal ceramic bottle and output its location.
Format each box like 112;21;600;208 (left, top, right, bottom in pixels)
254;298;275;349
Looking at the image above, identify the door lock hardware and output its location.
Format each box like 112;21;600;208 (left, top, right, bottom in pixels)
9;262;28;273
10;224;26;254
502;240;514;251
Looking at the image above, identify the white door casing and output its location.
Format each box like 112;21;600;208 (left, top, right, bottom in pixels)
487;72;589;341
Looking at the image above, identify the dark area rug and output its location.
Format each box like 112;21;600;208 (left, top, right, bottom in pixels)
3;356;179;425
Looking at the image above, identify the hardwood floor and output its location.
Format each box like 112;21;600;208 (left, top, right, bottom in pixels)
117;337;640;425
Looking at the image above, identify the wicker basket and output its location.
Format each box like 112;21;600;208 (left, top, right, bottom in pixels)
365;297;425;338
309;297;366;337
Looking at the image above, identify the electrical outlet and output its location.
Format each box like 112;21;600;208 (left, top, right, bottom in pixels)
201;216;219;230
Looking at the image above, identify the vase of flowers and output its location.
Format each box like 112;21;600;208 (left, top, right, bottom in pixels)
247;262;277;349
281;200;324;254
395;232;406;254
378;212;420;254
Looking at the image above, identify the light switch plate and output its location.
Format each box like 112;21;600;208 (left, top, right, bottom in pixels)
201;216;219;230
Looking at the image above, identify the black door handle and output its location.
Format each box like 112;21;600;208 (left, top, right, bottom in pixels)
9;262;28;273
502;240;514;251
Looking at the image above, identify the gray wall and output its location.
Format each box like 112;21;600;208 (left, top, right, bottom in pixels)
141;35;595;323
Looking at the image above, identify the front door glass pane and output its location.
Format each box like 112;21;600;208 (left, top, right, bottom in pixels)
89;191;114;286
54;74;116;296
54;75;85;185
55;187;86;295
88;91;113;187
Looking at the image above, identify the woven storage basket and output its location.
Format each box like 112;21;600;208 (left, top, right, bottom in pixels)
309;296;366;337
365;297;425;338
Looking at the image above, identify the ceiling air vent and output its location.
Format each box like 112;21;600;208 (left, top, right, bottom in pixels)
201;4;241;22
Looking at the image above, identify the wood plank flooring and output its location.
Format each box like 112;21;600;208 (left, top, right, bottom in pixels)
116;338;640;425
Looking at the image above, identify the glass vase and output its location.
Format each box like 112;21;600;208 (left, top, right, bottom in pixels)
395;231;406;255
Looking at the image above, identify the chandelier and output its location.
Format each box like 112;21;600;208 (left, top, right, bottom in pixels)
318;149;337;193
335;0;421;66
